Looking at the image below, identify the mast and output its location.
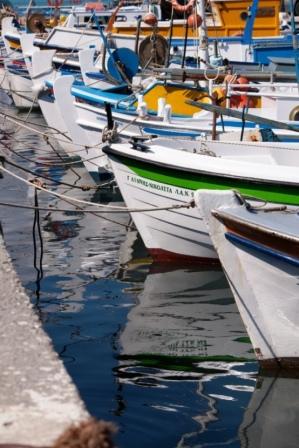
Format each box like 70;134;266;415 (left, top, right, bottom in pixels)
197;0;209;66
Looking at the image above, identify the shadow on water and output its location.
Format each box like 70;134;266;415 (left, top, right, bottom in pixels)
1;100;299;448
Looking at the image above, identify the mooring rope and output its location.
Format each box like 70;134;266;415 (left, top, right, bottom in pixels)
234;190;298;214
0;164;192;213
1;154;99;190
0;109;104;150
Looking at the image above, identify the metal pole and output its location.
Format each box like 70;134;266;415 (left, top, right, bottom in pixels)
181;19;189;68
25;0;35;31
164;8;174;68
289;0;299;89
197;0;209;65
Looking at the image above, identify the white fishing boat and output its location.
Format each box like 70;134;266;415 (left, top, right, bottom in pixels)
195;189;299;371
27;46;110;181
1;28;38;109
103;137;299;262
3;60;39;109
50;49;299;144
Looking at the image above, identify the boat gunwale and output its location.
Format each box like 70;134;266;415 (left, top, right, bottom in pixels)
103;144;299;189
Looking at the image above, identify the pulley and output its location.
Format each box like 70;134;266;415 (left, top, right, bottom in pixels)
26;13;47;33
138;34;169;68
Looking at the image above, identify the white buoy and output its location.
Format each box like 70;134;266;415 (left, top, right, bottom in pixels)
157;97;166;117
137;94;144;108
163;104;172;123
137;101;148;118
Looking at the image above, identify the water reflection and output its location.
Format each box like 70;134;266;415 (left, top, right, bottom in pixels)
119;265;253;361
115;236;299;448
113;251;257;447
239;375;299;448
36;179;130;312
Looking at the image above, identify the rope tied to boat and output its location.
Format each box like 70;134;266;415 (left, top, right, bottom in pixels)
0;109;105;151
233;190;297;214
0;164;193;213
102;122;119;143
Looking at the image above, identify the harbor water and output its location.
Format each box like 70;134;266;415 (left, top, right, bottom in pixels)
1;92;299;446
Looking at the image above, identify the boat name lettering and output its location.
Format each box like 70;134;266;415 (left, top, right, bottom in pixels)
174;188;193;197
127;175;194;197
127;175;173;193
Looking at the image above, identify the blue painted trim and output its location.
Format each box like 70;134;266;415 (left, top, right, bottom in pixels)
142;127;201;137
71;85;131;106
45;79;53;88
7;67;30;79
225;232;299;267
216;120;257;129
216;120;299;132
86;71;106;80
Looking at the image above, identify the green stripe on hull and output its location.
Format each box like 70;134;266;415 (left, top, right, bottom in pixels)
121;156;299;206
119;354;254;371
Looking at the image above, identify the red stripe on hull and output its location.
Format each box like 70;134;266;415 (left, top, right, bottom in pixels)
148;248;220;265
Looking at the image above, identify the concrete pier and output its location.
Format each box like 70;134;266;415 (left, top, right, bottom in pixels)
0;235;90;446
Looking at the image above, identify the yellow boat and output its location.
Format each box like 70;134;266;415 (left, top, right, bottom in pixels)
4;0;281;53
137;81;215;116
134;80;259;116
111;0;281;38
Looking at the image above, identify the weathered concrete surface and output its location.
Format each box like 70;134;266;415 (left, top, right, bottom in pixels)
0;235;89;445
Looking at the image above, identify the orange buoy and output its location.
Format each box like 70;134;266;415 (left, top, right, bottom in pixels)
236;76;249;91
229;76;257;108
187;13;202;28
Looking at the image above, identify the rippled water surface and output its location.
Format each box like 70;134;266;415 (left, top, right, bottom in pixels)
2;96;299;448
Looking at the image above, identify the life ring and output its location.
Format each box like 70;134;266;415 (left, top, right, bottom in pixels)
47;0;63;7
171;0;195;14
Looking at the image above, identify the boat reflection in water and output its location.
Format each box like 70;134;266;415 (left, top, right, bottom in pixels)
120;265;253;361
239;375;299;448
115;256;258;447
116;256;299;446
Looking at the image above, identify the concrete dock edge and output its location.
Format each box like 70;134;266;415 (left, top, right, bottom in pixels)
0;235;90;446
